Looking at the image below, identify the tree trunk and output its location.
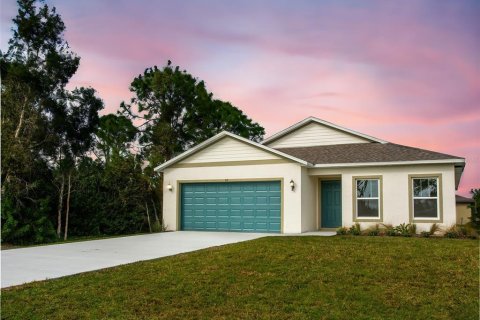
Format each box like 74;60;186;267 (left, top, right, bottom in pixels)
64;172;72;241
2;173;11;196
145;201;152;233
14;96;28;139
57;174;65;238
151;198;160;224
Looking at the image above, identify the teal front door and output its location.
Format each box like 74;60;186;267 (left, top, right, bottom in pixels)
181;181;281;233
321;180;342;228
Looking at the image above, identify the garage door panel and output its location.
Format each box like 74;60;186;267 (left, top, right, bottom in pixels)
256;196;268;204
181;181;281;233
268;223;281;230
243;196;255;204
230;221;242;230
269;196;281;205
269;208;281;216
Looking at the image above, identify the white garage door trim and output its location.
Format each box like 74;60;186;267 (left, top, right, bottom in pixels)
177;178;284;233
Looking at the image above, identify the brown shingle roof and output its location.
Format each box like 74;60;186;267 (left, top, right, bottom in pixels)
275;143;464;165
456;195;475;204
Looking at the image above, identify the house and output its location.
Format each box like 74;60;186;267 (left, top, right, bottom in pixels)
455;195;474;225
155;117;465;233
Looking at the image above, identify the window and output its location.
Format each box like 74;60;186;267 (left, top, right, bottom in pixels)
355;178;381;219
412;177;439;219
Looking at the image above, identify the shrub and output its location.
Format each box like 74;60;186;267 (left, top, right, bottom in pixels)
382;224;397;236
348;223;361;236
458;225;468;238
429;223;441;236
364;224;380;236
467;228;479;239
394;223;412;237
463;223;479;239
408;224;417;236
444;225;460;238
152;220;166;233
336;227;348;235
420;231;430;238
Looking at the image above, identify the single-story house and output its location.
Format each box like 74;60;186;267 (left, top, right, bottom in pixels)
456;195;474;225
155;117;466;233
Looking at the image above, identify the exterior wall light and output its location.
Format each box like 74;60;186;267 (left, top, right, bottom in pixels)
167;183;173;191
290;179;295;191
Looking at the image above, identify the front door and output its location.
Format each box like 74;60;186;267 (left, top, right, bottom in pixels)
321;180;342;228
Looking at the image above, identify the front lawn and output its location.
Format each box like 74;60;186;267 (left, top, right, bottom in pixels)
2;236;478;319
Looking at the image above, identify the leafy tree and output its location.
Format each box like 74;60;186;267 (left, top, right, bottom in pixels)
53;88;104;240
469;189;480;231
95;114;138;163
1;0;80;243
1;158;57;244
67;156;151;236
120;60;265;166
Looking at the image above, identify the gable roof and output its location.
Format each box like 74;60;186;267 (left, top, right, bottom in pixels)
275;143;465;166
262;117;388;145
154;131;311;172
456;195;475;204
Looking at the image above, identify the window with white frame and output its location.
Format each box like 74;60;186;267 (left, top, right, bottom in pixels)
355;179;380;219
412;177;439;219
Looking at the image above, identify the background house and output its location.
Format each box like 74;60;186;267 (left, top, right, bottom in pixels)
456;195;475;225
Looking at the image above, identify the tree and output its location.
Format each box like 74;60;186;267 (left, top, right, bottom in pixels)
57;88;104;240
64;88;103;240
95;114;138;163
120;60;265;166
1;0;80;243
50;88;104;238
469;189;480;231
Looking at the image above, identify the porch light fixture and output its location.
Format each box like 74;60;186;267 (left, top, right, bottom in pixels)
167;183;173;191
290;179;295;191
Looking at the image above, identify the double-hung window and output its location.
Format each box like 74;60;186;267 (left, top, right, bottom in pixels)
355;178;381;220
412;176;440;220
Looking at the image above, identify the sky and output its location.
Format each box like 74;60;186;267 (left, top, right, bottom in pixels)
1;0;479;195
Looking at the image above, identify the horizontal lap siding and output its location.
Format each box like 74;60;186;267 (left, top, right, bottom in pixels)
267;122;370;148
181;137;280;163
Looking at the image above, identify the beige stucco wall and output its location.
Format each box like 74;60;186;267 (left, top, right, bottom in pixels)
162;162;305;233
456;204;472;225
301;166;317;232
307;163;457;232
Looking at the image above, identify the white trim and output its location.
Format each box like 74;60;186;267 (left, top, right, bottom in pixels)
412;177;440;220
154;131;312;172
313;158;465;168
262;117;388;145
355;178;381;219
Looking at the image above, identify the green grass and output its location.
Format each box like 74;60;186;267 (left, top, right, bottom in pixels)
2;237;478;320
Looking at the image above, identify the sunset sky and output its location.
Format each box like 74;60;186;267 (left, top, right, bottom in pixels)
1;0;478;195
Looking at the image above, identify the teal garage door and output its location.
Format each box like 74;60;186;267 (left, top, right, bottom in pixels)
181;181;281;233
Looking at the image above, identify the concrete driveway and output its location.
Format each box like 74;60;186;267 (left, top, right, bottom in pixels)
1;231;266;288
